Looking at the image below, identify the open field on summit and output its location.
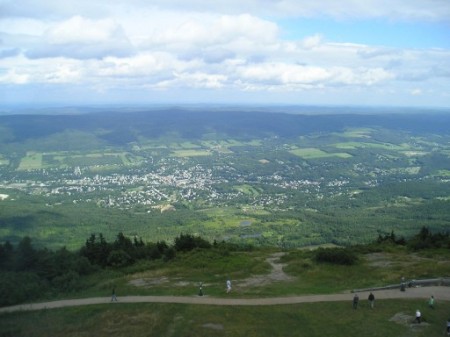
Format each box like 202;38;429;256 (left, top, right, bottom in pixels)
1;250;450;337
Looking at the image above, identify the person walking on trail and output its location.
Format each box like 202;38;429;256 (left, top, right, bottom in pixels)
415;309;421;324
352;294;359;309
368;292;375;309
111;287;118;302
226;279;232;293
428;295;435;309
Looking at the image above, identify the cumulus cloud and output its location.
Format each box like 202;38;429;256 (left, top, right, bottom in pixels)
2;0;449;22
26;16;134;59
0;47;20;59
1;0;449;106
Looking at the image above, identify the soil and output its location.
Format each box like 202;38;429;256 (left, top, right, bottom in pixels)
235;252;294;288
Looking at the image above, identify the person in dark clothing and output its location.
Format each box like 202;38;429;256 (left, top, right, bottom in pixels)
352;294;359;309
368;292;375;309
111;287;118;302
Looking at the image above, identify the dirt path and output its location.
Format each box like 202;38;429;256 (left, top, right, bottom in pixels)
1;286;448;314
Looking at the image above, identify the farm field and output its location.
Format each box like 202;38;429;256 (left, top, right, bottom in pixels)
0;110;449;249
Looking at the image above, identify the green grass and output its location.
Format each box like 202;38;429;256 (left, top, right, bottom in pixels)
16;151;143;170
333;141;410;151
340;128;374;138
1;246;450;337
0;299;447;337
171;149;212;157
17;152;43;170
289;147;352;159
435;169;450;177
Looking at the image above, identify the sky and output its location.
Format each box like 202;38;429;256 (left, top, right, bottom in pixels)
1;0;449;108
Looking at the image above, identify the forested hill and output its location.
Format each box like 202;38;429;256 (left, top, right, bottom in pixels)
0;109;449;151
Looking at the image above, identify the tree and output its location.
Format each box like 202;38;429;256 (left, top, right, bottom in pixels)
0;241;14;270
80;233;111;267
15;236;37;271
174;234;211;252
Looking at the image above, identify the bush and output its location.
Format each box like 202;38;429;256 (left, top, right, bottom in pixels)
314;248;358;265
0;272;48;306
174;234;211;252
107;250;132;268
52;270;81;292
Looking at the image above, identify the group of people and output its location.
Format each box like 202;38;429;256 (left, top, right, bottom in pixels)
352;292;448;331
352;292;375;309
415;295;436;324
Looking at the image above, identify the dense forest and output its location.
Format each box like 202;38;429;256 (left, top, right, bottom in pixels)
1;109;450;151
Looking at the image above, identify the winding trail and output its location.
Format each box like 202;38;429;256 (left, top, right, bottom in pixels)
1;286;448;314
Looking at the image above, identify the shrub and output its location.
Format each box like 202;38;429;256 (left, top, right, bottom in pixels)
314;248;358;265
174;234;211;252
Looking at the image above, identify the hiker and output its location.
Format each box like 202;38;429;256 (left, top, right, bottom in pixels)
198;282;203;296
446;318;450;335
415;309;421;324
352;294;359;309
111;287;118;302
400;277;406;291
226;279;232;293
428;295;434;309
368;292;375;309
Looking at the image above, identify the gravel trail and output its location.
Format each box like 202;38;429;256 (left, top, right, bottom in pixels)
1;286;448;314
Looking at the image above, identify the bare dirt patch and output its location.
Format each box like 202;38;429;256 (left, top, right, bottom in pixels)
389;312;429;331
236;252;294;288
365;252;433;268
202;323;224;331
129;276;170;287
128;252;294;290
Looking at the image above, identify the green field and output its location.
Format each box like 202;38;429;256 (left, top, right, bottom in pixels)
0;155;9;166
340;128;374;138
171;149;212;157
289;147;352;159
17;152;43;170
333;141;410;151
17;151;143;170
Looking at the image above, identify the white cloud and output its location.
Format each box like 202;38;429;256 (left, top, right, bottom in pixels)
411;88;422;96
25;16;134;59
2;0;449;21
1;0;449;107
0;69;30;84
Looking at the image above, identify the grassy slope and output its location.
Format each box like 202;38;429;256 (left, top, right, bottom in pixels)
1;246;449;337
0;300;448;337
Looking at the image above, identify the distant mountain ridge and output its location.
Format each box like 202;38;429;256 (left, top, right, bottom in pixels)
0;109;449;151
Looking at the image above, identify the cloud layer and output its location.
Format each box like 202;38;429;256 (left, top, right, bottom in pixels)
1;0;449;106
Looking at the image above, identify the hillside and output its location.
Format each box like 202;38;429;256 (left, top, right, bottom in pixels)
1;231;449;337
0;108;450;249
1;109;450;151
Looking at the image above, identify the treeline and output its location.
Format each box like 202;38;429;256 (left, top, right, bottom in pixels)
0;232;237;307
79;232;213;268
1;227;448;307
376;226;450;250
309;226;450;266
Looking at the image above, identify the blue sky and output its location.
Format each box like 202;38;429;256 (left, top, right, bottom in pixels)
279;19;450;49
0;0;449;108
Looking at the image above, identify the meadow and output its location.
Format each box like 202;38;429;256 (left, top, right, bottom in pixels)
1;243;449;337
